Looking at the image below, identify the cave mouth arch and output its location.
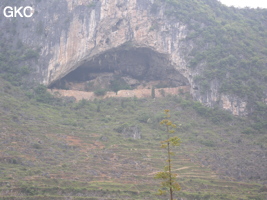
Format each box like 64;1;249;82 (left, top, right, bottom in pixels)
50;47;190;92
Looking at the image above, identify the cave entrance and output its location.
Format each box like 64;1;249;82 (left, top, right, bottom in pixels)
50;47;190;93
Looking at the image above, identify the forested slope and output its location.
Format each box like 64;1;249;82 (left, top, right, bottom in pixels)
155;0;267;132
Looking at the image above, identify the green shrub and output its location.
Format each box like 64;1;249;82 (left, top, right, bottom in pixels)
32;143;42;149
101;116;111;123
137;112;151;123
159;89;165;97
72;99;88;110
94;88;107;96
242;127;256;135
114;123;130;133
34;84;54;103
97;104;101;112
153;112;165;123
200;140;216;147
21;185;39;195
251;121;267;134
151;87;155;98
110;77;131;94
192;101;233;123
85;82;94;91
23;49;39;60
180;99;193;108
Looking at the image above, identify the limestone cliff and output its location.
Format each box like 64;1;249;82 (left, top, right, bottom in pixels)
1;0;256;116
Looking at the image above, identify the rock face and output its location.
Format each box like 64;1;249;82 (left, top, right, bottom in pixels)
1;0;249;115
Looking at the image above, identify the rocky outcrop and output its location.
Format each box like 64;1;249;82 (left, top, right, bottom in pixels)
220;95;248;116
1;0;251;115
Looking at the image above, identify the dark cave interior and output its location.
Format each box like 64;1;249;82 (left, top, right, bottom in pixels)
50;47;189;91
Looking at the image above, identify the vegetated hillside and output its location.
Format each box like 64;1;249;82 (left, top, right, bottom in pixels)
0;78;266;199
156;0;267;130
0;0;266;199
161;0;267;99
1;0;266;132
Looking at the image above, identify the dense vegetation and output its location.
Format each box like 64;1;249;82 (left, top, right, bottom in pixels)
159;0;267;98
0;39;37;86
153;0;267;132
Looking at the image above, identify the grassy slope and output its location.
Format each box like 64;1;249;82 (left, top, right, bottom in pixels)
0;79;266;200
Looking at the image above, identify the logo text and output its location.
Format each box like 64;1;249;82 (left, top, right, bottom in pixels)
3;6;34;18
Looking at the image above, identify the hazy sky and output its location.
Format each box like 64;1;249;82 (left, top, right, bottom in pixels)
219;0;267;8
